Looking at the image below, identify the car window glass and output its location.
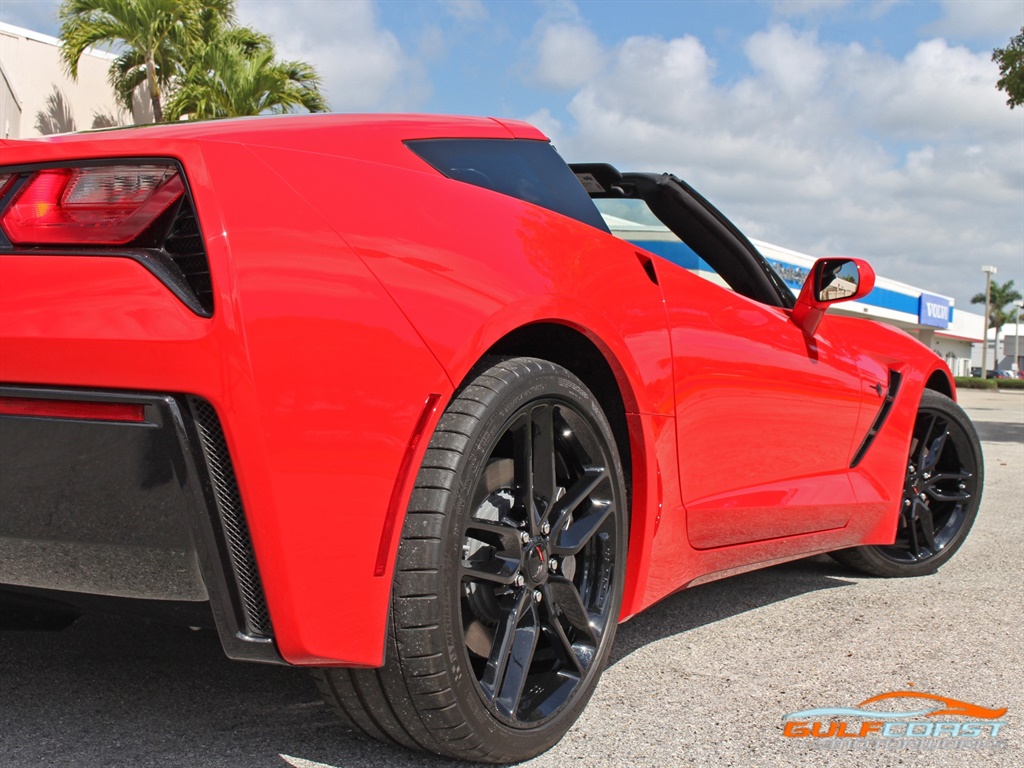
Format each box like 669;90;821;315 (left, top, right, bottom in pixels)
407;139;609;233
594;198;733;292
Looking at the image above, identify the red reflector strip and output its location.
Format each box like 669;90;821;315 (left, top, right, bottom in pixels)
0;397;146;423
374;394;442;577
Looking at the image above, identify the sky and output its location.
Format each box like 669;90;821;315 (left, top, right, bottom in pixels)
2;0;1022;313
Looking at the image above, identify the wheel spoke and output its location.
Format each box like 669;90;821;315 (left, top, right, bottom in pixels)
546;576;600;647
552;499;614;556
532;404;557;527
916;502;938;553
541;592;588;676
464;519;523;556
548;466;608;531
906;502;921;558
495;603;540;718
923;471;972;502
462;556;520;585
913;413;936;468
920;418;949;475
480;587;532;701
511;411;535;529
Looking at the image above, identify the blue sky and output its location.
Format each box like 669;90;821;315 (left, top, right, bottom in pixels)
2;0;1022;311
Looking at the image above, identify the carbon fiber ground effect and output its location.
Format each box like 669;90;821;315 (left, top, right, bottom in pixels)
189;397;272;637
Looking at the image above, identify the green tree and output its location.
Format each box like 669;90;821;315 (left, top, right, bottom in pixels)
992;27;1024;109
971;278;1023;365
164;28;327;120
58;0;234;123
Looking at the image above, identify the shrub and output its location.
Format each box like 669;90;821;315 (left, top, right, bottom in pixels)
954;377;998;389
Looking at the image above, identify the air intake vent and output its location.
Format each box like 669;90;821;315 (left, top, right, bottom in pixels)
850;370;902;468
189;397;272;638
164;201;213;315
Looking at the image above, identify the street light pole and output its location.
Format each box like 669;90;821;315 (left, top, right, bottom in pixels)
1015;299;1023;374
981;265;996;380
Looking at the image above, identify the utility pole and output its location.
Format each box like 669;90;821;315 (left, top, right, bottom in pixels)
981;265;996;379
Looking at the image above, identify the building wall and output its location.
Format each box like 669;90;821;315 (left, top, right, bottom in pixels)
0;22;128;138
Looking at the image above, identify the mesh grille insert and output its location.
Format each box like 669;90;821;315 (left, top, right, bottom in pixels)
189;397;272;637
164;203;213;315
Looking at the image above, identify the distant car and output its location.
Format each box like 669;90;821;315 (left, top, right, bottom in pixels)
0;114;985;763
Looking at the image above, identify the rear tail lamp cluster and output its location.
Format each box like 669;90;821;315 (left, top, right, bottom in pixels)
1;164;183;245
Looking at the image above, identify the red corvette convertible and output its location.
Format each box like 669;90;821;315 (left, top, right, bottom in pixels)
0;115;982;762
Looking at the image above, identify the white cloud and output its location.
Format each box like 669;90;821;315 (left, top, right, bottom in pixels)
237;0;429;111
534;22;604;89
927;0;1024;41
745;25;829;101
439;0;488;22
772;0;851;18
549;26;1023;310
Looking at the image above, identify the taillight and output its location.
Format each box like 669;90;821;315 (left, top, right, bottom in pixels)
1;164;184;245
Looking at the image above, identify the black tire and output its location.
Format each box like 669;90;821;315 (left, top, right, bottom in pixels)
314;357;628;762
831;389;983;577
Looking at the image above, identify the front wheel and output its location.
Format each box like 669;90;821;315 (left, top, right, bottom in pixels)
832;389;983;577
314;357;628;763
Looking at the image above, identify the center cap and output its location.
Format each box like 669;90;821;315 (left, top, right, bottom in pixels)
526;543;547;583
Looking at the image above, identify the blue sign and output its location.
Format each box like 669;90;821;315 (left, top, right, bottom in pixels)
919;292;952;328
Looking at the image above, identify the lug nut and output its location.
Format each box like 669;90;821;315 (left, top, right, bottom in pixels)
515;574;525;587
533;590;543;603
541;521;551;536
919;493;927;501
904;499;911;507
521;531;530;544
549;559;558;572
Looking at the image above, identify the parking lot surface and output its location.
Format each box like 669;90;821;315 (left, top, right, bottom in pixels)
2;388;1021;768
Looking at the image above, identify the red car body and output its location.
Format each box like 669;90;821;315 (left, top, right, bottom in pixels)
0;115;955;667
3;115;980;762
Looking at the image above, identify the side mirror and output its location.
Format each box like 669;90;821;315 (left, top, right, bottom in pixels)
792;257;876;335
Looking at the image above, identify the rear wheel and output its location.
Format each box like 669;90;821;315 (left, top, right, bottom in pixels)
832;390;983;577
314;357;628;762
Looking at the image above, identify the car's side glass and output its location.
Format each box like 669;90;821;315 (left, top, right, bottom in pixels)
406;139;610;233
595;198;735;292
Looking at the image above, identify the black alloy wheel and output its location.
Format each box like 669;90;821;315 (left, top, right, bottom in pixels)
831;389;983;577
459;397;619;727
314;357;627;763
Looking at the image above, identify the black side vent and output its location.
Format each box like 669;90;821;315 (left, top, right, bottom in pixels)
164;199;213;315
189;397;272;638
851;370;902;468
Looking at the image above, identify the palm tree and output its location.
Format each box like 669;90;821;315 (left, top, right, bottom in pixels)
35;85;77;135
58;0;234;123
164;29;327;121
971;278;1023;367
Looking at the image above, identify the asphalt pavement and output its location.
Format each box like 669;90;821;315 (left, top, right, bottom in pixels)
2;388;1021;768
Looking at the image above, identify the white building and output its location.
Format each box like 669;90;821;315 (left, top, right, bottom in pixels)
0;22;146;139
973;322;1024;373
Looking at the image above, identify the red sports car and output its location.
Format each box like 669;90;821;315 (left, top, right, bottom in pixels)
0;115;983;763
